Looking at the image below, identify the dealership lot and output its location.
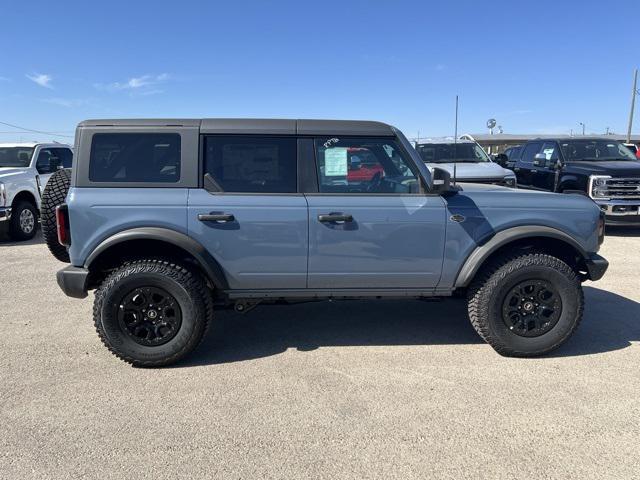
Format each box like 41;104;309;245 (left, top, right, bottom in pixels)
1;230;639;479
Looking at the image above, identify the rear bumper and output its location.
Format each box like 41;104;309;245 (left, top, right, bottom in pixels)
56;265;89;299
584;253;608;281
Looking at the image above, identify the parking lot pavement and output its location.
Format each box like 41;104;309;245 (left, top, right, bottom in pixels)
0;230;639;480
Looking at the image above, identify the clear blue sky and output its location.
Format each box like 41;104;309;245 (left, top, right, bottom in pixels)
1;0;638;143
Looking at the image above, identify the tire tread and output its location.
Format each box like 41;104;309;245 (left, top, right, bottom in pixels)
467;252;584;357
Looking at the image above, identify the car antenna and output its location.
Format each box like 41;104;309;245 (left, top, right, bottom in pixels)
453;95;459;187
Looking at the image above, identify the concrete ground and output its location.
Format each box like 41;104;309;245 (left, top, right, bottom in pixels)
0;229;639;480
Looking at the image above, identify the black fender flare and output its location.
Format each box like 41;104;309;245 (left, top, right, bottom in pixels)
84;227;228;290
558;174;581;192
454;226;589;288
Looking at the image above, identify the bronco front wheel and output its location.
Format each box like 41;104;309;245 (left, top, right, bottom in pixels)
467;253;584;357
93;259;211;367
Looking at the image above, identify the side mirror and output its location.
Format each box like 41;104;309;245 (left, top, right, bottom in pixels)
431;166;451;193
493;153;509;167
533;153;547;167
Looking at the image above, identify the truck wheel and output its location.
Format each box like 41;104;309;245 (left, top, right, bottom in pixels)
41;169;71;262
8;200;38;240
93;259;212;367
467;253;583;357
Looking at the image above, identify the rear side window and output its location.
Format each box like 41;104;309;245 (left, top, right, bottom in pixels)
89;133;181;183
203;136;297;193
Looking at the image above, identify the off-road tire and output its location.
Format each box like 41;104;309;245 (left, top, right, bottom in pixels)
41;168;71;262
8;200;38;241
467;252;584;357
93;259;212;367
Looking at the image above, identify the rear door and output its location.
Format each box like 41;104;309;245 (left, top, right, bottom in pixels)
514;141;542;188
305;136;446;289
187;135;308;290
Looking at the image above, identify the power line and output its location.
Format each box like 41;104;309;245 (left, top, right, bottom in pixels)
0;120;74;138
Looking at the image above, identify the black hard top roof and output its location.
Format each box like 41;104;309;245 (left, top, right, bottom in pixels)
78;118;396;136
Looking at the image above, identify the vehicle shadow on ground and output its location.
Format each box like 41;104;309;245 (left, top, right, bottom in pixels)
605;226;640;237
179;286;639;367
0;230;44;246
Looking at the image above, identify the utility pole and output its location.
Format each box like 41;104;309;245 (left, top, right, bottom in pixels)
627;68;638;144
579;122;585;136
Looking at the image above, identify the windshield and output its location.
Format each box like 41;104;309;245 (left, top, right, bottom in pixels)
0;147;34;168
559;140;636;161
416;143;490;163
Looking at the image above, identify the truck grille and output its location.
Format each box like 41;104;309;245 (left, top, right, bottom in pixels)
602;178;640;199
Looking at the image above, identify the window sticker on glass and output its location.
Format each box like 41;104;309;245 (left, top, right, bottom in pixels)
542;148;554;160
324;147;348;176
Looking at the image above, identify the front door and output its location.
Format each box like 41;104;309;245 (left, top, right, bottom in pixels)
188;135;308;290
306;136;446;289
532;142;560;191
514;141;543;188
35;147;73;193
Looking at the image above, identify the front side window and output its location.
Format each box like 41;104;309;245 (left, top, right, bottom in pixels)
540;142;560;162
53;148;73;168
36;148;72;173
416;142;490;163
89;133;181;183
0;147;33;167
204;136;297;193
559;140;637;161
315;137;419;194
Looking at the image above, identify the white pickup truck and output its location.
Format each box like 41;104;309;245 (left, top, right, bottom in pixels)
0;142;73;240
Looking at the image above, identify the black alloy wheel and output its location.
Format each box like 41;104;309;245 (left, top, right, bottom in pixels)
501;280;562;338
116;286;182;346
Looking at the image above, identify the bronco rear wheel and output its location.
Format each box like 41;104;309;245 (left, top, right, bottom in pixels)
93;259;212;367
41;168;72;262
467;252;583;357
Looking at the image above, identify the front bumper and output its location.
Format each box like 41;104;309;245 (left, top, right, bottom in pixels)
0;207;11;222
0;207;11;233
56;265;89;299
595;200;640;226
584;253;609;281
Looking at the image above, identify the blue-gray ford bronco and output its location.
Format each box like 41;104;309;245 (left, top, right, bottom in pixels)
45;119;608;367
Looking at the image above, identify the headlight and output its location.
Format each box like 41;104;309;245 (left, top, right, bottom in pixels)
503;176;517;188
589;175;611;199
0;182;6;207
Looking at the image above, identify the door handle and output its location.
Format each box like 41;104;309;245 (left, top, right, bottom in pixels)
198;213;235;223
318;213;353;223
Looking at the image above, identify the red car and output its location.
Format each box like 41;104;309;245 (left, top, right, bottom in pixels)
623;143;640;159
346;148;385;182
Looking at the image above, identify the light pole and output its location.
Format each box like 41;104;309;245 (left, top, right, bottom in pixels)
627;68;638;144
579;122;585;135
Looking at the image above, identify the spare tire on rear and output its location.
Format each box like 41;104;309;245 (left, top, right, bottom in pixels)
41;168;71;263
